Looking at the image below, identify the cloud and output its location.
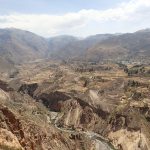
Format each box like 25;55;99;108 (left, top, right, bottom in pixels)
0;0;150;36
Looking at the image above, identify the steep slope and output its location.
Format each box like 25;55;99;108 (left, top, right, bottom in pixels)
0;80;102;150
47;30;150;63
0;28;150;68
14;61;150;150
86;29;150;63
48;34;113;60
0;28;49;64
0;56;15;72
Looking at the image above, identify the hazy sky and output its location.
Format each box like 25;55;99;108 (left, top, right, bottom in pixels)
0;0;150;37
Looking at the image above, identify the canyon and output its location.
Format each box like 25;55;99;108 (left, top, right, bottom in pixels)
0;28;150;150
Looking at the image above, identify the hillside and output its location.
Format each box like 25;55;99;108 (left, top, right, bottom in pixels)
86;29;150;63
0;28;49;64
0;28;150;71
0;60;149;150
0;28;150;150
48;34;114;60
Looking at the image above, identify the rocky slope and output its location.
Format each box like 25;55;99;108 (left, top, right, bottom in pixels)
5;60;149;150
0;28;150;150
1;80;107;150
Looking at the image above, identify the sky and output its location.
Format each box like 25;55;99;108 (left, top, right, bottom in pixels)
0;0;150;37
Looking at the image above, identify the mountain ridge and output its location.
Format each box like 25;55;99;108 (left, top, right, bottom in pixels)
0;28;150;69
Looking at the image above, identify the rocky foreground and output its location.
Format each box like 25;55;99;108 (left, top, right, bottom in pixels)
0;60;150;150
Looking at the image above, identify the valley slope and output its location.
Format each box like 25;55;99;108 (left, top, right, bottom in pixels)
0;28;150;150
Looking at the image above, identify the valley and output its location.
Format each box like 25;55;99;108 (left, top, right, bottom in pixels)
0;28;150;150
1;58;150;150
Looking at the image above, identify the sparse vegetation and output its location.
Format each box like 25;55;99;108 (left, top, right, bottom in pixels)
0;28;150;150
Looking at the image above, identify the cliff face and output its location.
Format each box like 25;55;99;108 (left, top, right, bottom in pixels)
0;80;113;150
0;90;60;150
0;83;89;150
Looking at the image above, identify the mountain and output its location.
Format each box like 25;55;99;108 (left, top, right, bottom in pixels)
47;30;150;63
0;56;15;72
0;28;150;68
47;35;79;59
47;34;114;60
0;28;49;64
0;28;150;150
86;30;150;63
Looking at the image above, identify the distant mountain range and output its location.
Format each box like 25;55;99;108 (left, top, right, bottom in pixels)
0;28;150;70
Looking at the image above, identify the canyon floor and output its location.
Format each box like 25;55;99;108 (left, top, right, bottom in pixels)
0;59;150;150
